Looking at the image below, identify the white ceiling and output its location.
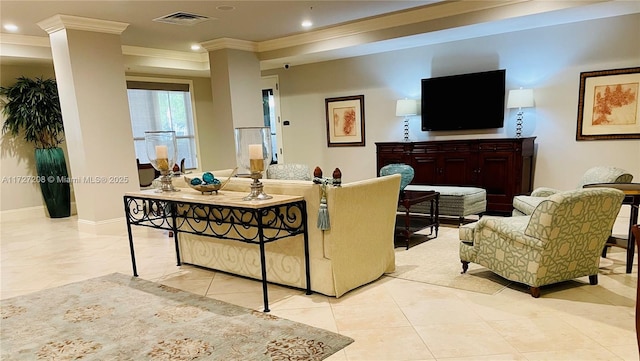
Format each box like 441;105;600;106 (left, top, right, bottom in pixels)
1;1;639;76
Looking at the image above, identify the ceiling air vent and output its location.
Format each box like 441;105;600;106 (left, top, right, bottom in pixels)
153;12;211;26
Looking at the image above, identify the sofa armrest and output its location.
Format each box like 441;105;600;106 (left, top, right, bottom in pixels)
323;174;401;297
530;187;560;197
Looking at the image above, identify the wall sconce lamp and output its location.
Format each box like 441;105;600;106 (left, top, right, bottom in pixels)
507;88;534;138
396;99;418;142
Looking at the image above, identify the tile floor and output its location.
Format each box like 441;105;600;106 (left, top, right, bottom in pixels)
1;214;639;360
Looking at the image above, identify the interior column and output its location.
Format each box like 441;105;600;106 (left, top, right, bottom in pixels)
200;46;263;170
38;15;139;233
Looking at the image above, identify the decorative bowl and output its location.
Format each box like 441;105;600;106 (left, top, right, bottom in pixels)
186;182;223;194
184;169;236;195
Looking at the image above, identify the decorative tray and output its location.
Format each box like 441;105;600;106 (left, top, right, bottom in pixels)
184;169;235;194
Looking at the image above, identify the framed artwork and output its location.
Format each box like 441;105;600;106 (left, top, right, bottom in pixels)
325;95;365;147
576;67;640;140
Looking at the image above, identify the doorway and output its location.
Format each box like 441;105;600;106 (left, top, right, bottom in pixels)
261;76;284;164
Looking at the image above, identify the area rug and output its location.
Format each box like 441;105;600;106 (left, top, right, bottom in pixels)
388;225;512;295
0;273;353;360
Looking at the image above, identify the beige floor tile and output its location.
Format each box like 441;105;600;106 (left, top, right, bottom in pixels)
328;279;397;307
341;327;434;360
440;354;528;361
489;317;605;353
325;349;348;361
270;291;333;310
382;276;464;303
521;347;625;360
332;301;410;331
399;298;485;326
157;267;215;295
557;309;637;347
456;290;554;321
607;344;640;361
414;322;519;358
271;306;339;333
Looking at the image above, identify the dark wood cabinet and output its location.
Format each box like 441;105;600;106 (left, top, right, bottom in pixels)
376;137;536;213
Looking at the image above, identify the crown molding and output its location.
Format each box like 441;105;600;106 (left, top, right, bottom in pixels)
0;33;50;47
122;45;208;63
37;14;129;35
257;0;517;53
200;38;258;52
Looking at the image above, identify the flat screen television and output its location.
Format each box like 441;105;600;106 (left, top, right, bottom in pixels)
421;69;506;131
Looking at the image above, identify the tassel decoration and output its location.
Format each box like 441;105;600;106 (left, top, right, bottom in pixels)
317;185;330;230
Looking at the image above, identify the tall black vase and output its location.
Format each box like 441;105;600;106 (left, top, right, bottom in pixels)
35;148;71;218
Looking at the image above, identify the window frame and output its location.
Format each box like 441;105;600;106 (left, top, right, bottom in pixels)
126;76;200;171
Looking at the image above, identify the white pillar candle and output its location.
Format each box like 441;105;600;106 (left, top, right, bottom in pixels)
248;144;263;159
155;145;168;159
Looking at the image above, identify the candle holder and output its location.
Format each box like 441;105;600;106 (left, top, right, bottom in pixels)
145;130;179;192
234;127;272;201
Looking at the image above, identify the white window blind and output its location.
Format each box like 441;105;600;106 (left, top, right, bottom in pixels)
127;80;197;170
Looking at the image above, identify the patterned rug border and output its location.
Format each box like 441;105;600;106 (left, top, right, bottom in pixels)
1;273;354;360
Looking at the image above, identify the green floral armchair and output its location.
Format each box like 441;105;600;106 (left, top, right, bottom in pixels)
513;166;632;216
460;188;624;297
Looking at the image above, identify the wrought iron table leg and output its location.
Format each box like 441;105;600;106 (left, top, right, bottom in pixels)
301;201;312;295
124;197;138;277
171;202;181;266
259;239;270;312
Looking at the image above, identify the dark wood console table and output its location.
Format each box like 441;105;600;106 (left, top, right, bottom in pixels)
376;138;536;213
123;189;311;312
396;190;440;249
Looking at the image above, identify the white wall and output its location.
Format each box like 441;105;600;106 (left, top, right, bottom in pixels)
0;63;62;214
267;14;640;187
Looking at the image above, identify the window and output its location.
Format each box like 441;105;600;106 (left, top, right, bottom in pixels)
126;79;198;170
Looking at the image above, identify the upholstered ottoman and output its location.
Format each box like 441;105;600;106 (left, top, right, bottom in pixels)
403;185;487;225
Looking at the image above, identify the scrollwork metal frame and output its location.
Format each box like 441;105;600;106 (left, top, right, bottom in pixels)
123;195;310;312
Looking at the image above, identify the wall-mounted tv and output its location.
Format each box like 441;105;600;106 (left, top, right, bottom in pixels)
421;69;506;131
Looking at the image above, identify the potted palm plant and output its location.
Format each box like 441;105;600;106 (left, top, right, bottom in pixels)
0;76;70;218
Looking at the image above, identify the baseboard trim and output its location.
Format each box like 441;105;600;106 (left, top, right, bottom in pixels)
77;217;127;235
0;202;78;222
0;206;47;222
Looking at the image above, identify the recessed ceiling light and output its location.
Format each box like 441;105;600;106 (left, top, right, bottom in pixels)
4;24;19;32
216;6;235;11
191;44;202;51
301;20;313;28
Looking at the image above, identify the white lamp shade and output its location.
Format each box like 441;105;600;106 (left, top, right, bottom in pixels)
507;88;534;108
396;99;418;116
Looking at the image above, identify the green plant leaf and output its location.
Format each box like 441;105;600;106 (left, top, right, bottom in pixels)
0;76;65;149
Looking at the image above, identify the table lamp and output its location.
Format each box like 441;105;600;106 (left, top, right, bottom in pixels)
396;99;418;142
507;88;534;138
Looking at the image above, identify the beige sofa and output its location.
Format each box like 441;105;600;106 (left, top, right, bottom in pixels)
173;170;401;297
